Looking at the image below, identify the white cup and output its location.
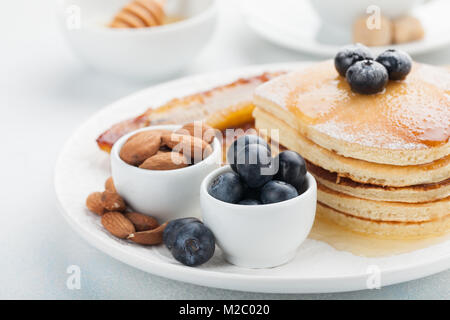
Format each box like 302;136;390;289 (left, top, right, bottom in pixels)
200;165;317;268
111;125;221;222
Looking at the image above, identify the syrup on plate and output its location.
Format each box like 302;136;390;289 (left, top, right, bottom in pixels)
309;216;450;257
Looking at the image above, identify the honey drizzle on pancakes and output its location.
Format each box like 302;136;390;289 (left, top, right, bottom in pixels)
278;61;450;149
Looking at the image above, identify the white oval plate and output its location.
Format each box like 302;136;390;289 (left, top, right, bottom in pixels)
241;0;450;57
55;63;450;293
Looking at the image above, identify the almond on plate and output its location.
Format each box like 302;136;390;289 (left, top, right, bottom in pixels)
393;16;424;44
139;151;189;170
119;131;162;166
128;222;168;245
353;14;393;46
86;192;105;216
101;191;126;212
101;211;136;239
124;212;159;231
105;176;116;193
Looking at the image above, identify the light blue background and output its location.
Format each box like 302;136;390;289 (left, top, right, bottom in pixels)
0;0;448;299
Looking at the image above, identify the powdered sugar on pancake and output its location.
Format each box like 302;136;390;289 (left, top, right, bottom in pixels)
313;121;425;150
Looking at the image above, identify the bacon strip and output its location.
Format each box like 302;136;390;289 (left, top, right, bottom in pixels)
96;72;283;152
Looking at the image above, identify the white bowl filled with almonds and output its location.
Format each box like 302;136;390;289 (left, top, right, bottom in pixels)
110;123;221;222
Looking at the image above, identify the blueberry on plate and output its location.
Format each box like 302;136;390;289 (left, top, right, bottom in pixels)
238;198;262;205
260;180;298;204
346;60;388;94
208;171;245;203
376;49;412;80
171;222;215;267
236;144;274;188
163;217;202;250
334;44;374;77
274;151;306;191
227;135;271;173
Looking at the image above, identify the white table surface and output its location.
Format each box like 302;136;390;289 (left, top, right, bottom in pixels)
1;0;449;299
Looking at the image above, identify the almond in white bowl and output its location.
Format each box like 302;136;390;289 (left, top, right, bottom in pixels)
111;125;221;222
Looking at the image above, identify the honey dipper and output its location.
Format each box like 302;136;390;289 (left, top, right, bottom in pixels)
110;0;166;28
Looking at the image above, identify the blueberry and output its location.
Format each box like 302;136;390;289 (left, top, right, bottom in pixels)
244;187;261;200
334;44;374;77
376;49;412;80
274;151;306;191
171;222;215;266
238;198;262;205
163;217;202;250
236;144;274;188
346;60;388;94
260;180;298;204
208;172;245;203
227;135;271;173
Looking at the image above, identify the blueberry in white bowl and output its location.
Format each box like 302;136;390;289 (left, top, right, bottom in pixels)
238;198;262;205
208;171;245;204
260;180;299;204
243;187;261;201
274;151;307;191
376;49;412;81
346;60;388;94
200;165;317;268
334;44;374;77
227;135;271;173
236;144;274;188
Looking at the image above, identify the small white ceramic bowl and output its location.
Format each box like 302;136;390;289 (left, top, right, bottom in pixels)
111;125;221;222
57;0;217;79
200;166;317;269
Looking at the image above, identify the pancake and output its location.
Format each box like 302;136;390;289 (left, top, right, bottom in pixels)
307;161;450;203
317;183;449;222
254;107;450;187
317;203;450;240
254;61;450;166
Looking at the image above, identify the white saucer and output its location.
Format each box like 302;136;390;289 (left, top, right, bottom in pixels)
241;0;450;57
54;63;450;293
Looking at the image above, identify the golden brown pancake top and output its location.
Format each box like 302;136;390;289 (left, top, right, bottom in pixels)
255;61;450;150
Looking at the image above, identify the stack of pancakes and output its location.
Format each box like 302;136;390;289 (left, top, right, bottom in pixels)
253;61;450;239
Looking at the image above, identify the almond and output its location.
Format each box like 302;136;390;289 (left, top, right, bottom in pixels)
101;191;126;212
176;122;215;144
393;16;424;44
158;146;172;153
102;212;135;239
105;176;116;193
162;133;212;163
128;222;168;245
139;151;188;170
124;212;159;231
150;129;173;136
119;131;162;166
86;192;105;216
353;14;393;47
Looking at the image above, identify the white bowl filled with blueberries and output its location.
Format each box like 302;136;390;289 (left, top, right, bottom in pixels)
200;135;317;268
